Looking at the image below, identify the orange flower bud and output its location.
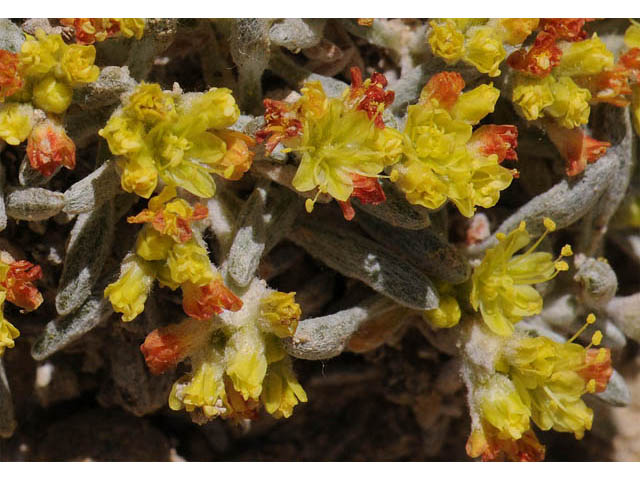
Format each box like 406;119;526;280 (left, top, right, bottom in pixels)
26;120;76;177
507;32;562;77
545;124;610;176
0;49;23;101
467;427;545;462
256;99;304;153
576;67;632;107
540;18;593;42
337;173;386;221
214;129;256;181
347;67;394;129
579;348;612;393
182;278;243;321
60;18;121;45
620;47;640;82
140;317;210;375
2;260;43;311
469;125;519;163
419;71;466;110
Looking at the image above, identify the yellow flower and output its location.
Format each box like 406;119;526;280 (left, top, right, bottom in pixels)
117;18;145;40
512;75;555;121
101;85;252;199
124;82;177;125
104;255;156;322
0;293;19;356
225;326;268;401
555;34;614;77
470;219;572;336
424;293;461;329
450;84;500;125
19;30;64;78
464;27;506;77
428;20;466;63
624;20;640;48
476;374;531;440
116;150;158;198
498;18;539;45
135;227;174;261
99;115;146;156
291;97;402;207
0;102;34;146
546;76;592;129
259;291;301;338
392;76;512;218
59;44;100;86
169;344;229;418
31;75;73;114
261;359;308;419
165;239;214;287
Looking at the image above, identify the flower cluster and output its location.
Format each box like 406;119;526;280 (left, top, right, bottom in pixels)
104;186;242;323
99;83;255;199
507;20;621;175
0;29;99;176
0;257;43;356
257;67;403;220
428;19;540;77
391;72;517;217
467;316;612;461
470;218;572;336
59;18;145;45
141;279;306;421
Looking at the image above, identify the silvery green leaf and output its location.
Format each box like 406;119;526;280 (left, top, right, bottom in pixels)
269;19;325;51
354;181;430;230
5;187;65;221
605;293;640;343
573;255;618;309
32;294;113;361
0;18;24;52
72;66;136;110
126;19;177;81
283;296;397;360
0;358;16;438
289;219;439;310
56;201;115;315
263;186;302;254
595;370;631;407
63;160;122;215
227;184;268;287
357;211;470;284
206;188;242;259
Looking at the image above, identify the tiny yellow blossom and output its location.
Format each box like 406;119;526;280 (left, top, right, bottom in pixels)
116;151;158;198
225;326;268;401
259;291;301;338
59;44;100;86
428;20;466;63
31;75;73;114
476;374;531;440
512;75;555;121
19;30;64;78
261;359;308;419
124;82;177;125
555;34;614;77
470;219;572;336
545;76;592;129
117;18;146;40
0;293;19;356
165;239;215;287
464;27;507;77
104;256;156;322
498;19;540;45
424;294;461;329
624;20;640;48
0;103;35;145
450;84;500;125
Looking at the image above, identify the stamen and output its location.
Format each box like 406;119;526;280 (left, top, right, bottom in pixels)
561;244;573;257
567;313;596;344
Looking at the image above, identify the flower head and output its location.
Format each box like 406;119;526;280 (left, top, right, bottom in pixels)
100;84;254;198
258;68;402;219
0;50;23;101
0;102;35;146
258;291;301;338
26;119;76;177
391;72;515;217
104;255;156;322
470;219;572;336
